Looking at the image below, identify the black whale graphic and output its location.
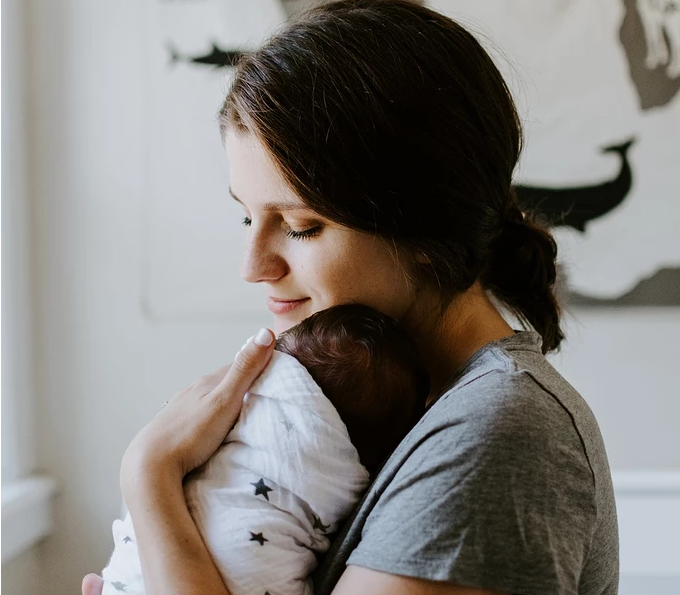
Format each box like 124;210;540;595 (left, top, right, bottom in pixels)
169;43;245;68
514;138;635;232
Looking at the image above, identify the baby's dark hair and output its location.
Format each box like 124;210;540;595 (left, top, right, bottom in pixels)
275;304;429;475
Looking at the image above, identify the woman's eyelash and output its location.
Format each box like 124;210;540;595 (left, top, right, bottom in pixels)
240;215;321;240
286;226;322;240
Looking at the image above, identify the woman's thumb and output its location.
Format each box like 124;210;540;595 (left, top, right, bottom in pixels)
216;328;275;398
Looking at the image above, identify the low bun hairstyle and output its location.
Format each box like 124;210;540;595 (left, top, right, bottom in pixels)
482;197;564;353
220;0;564;353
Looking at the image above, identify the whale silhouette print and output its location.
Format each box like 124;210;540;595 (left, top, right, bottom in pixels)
164;0;322;67
168;42;245;68
513;138;636;232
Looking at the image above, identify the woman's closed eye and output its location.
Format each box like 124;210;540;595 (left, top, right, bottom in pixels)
240;215;322;241
285;224;322;240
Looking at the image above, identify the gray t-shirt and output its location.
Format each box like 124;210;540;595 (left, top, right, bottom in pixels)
313;331;619;595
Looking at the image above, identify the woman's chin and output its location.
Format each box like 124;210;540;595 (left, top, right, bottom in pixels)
273;311;312;335
272;315;302;335
270;299;316;335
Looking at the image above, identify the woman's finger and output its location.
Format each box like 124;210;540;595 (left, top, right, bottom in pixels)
81;573;104;595
212;328;275;405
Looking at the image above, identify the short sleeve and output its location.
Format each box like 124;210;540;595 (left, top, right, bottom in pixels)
346;372;597;595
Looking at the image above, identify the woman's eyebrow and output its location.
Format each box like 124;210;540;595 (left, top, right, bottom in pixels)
228;186;308;212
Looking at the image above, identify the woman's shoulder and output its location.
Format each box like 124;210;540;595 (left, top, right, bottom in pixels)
397;331;595;471
431;330;609;480
436;329;578;415
313;331;618;595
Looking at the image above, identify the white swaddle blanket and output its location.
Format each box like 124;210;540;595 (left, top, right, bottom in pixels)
102;349;370;595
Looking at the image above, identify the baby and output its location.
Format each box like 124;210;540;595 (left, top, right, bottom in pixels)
102;304;428;595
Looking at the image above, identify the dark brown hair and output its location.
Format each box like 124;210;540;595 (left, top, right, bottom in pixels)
220;0;563;353
276;304;428;475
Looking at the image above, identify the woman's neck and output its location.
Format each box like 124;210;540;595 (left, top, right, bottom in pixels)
406;282;515;404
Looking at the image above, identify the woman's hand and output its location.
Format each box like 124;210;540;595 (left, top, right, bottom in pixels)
81;328;275;595
120;328;275;494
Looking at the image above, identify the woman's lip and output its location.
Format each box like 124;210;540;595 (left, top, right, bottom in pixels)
267;297;310;315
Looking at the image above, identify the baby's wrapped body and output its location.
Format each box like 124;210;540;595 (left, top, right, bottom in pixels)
103;351;370;595
102;305;428;595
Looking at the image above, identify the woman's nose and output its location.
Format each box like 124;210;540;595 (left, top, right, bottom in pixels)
239;230;288;284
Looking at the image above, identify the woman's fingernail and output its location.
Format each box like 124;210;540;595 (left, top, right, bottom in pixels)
254;328;273;347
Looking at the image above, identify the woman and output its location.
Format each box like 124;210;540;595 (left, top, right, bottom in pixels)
84;1;618;593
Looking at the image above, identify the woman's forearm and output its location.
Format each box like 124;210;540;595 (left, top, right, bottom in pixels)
125;469;231;595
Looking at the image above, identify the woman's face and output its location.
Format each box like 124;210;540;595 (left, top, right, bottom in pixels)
225;130;417;334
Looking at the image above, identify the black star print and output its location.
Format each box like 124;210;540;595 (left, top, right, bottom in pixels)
122;536;133;544
249;532;268;546
110;582;127;592
250;478;273;501
280;418;294;432
312;514;331;533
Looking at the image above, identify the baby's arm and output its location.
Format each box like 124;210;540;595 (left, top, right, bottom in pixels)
185;453;322;595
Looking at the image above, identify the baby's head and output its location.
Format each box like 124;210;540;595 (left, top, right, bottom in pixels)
276;304;429;475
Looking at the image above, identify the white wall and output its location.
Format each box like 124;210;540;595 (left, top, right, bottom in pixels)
7;1;679;594
24;1;269;592
2;0;44;588
2;0;37;483
551;308;680;469
2;549;42;595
